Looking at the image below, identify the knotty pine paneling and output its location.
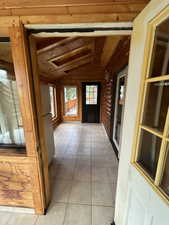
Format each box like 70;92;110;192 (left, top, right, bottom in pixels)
0;157;35;208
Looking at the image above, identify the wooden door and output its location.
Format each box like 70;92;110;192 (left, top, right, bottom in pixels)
82;82;101;123
114;1;169;225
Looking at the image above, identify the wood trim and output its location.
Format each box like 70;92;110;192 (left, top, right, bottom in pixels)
21;14;137;25
146;75;169;82
9;25;45;214
140;125;163;138
155;108;169;186
29;35;51;209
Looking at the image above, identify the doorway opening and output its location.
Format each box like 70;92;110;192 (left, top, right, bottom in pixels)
82;82;101;123
27;27;131;223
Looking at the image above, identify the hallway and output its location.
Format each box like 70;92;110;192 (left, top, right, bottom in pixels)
50;123;118;225
0;123;118;225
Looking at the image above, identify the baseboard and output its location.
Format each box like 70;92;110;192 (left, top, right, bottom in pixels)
101;123;119;161
109;138;119;160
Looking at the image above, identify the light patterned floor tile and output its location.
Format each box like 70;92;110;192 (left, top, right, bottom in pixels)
36;203;66;225
69;181;91;204
92;206;114;225
64;204;91;225
7;214;37;225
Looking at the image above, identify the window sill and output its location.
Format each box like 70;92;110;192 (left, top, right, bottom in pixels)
0;148;26;157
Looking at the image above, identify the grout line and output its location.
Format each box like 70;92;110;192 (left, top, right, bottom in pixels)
62;150;78;225
33;215;39;225
5;213;13;225
90;139;93;225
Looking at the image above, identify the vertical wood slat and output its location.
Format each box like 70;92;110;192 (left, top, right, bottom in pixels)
9;25;45;214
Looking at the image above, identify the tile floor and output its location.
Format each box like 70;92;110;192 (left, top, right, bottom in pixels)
1;123;118;225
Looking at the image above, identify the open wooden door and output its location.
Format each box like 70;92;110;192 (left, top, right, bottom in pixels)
114;1;169;225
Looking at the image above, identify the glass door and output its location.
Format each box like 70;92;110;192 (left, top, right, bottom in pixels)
113;71;127;152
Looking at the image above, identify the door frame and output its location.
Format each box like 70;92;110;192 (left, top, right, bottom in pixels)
61;84;80;121
82;82;101;123
22;22;132;215
2;19;132;215
112;72;127;151
28;34;51;208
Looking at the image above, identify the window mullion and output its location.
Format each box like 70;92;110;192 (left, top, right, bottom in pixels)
146;75;169;83
155;108;169;186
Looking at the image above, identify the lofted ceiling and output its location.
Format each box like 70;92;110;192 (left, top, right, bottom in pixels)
35;36;104;80
34;35;123;81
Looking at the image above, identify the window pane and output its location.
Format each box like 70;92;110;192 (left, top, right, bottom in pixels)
64;87;78;116
0;41;25;147
149;17;169;77
49;86;56;118
86;85;98;105
161;143;169;195
114;76;125;145
138;129;162;179
142;81;169;132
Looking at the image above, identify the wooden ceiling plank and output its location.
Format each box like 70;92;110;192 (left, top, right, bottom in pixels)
37;36;76;54
21;13;138;25
101;36;122;68
9;3;148;16
67;3;146;14
0;0;150;9
11;6;68;16
57;54;93;72
63;57;93;73
49;43;94;64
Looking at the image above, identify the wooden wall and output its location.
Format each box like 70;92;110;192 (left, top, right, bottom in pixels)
102;79;114;137
102;37;131;139
0;1;149;24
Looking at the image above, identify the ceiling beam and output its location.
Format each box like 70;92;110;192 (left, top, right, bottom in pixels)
49;43;94;65
101;36;122;68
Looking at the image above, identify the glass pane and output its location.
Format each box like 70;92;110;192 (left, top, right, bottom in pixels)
64;87;77;116
149;17;169;77
114;76;125;146
138;129;162;179
0;40;25;148
161;143;169;195
142;81;169;132
86;85;98;105
49;86;56;118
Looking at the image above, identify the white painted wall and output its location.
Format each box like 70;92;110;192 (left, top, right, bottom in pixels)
114;1;169;225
